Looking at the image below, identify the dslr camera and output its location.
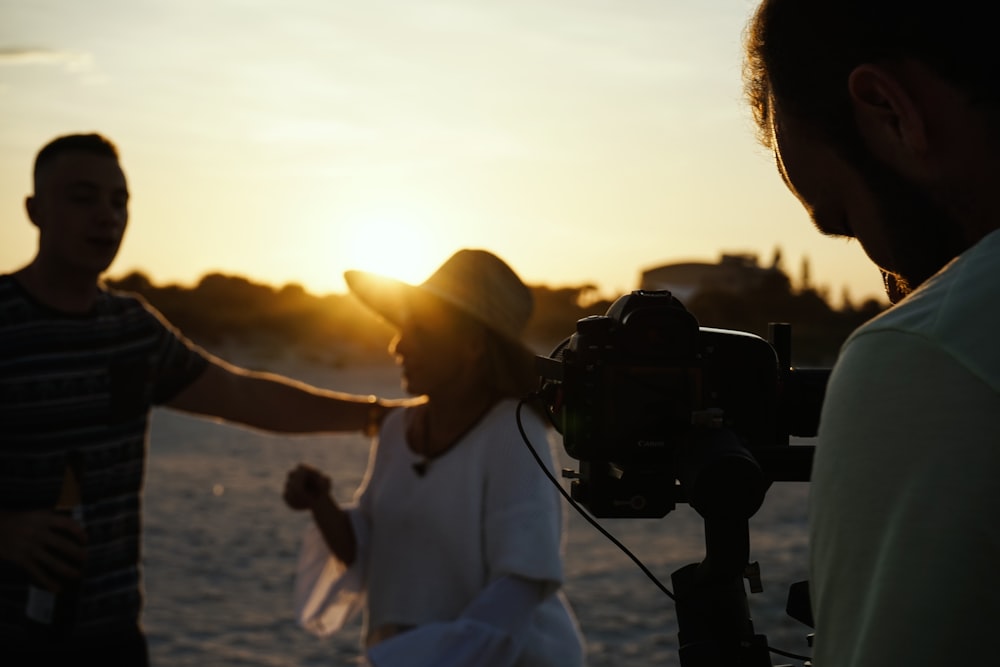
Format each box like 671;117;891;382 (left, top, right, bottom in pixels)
536;290;827;521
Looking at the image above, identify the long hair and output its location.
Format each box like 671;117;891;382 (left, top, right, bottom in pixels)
479;327;538;401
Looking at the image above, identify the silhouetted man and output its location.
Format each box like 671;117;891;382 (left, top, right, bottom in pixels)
0;132;403;666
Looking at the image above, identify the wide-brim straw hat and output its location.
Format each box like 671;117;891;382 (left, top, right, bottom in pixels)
344;248;534;351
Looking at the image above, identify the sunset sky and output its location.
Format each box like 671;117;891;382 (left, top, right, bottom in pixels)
0;0;888;307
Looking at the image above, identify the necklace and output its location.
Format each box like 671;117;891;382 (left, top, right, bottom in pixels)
410;403;494;477
411;408;438;477
412;409;430;476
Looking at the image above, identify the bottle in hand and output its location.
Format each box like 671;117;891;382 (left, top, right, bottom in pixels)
25;453;85;631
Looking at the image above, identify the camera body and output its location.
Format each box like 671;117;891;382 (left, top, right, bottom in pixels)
536;290;823;519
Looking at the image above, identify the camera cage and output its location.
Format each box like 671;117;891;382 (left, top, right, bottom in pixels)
536;289;825;520
533;289;827;666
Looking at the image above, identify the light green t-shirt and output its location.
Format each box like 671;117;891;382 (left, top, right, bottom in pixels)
810;228;1000;666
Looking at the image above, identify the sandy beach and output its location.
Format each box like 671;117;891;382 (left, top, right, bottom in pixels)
141;349;813;666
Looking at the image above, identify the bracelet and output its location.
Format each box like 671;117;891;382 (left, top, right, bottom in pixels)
364;395;381;437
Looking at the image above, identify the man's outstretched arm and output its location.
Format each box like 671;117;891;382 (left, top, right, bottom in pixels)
166;356;419;433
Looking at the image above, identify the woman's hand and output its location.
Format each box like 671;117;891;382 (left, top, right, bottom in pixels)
283;463;332;511
284;463;358;565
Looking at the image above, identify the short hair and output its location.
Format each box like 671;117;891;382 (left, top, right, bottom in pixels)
743;0;1000;151
33;133;120;188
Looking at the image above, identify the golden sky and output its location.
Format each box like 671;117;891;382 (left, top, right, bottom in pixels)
0;0;887;306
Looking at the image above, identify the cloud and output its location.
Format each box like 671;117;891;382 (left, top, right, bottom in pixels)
0;48;93;72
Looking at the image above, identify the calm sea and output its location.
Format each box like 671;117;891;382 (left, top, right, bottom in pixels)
141;359;814;666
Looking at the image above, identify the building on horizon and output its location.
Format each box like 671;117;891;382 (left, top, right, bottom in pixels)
638;251;785;303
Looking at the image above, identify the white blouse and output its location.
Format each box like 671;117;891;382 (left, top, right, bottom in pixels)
293;399;585;667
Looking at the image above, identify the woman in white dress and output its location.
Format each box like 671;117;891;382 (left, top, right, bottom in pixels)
283;249;586;667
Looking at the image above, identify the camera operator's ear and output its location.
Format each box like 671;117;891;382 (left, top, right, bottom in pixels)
848;63;929;177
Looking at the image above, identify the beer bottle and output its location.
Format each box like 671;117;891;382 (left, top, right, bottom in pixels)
25;453;84;630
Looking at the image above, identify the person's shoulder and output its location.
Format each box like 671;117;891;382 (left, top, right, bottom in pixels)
852;231;1000;342
0;274;20;320
99;284;175;321
381;404;409;431
477;399;552;463
0;273;37;322
0;273;24;299
0;274;18;301
101;283;151;308
487;398;548;429
843;231;1000;385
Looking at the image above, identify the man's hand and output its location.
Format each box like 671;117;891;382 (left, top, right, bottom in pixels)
283;463;332;511
0;510;87;592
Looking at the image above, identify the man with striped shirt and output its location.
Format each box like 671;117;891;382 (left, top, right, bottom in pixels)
0;133;400;665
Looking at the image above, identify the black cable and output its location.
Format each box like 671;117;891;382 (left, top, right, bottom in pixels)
516;395;675;601
517;393;813;666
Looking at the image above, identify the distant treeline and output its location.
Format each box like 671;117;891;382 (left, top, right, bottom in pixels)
105;270;886;368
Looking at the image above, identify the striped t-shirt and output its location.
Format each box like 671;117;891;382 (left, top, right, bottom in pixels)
0;274;209;639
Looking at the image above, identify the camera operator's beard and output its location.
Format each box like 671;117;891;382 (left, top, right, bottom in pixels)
854;153;969;302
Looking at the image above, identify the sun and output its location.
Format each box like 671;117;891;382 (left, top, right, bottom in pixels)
341;215;441;285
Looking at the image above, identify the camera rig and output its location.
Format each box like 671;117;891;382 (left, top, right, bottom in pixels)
534;290;827;666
